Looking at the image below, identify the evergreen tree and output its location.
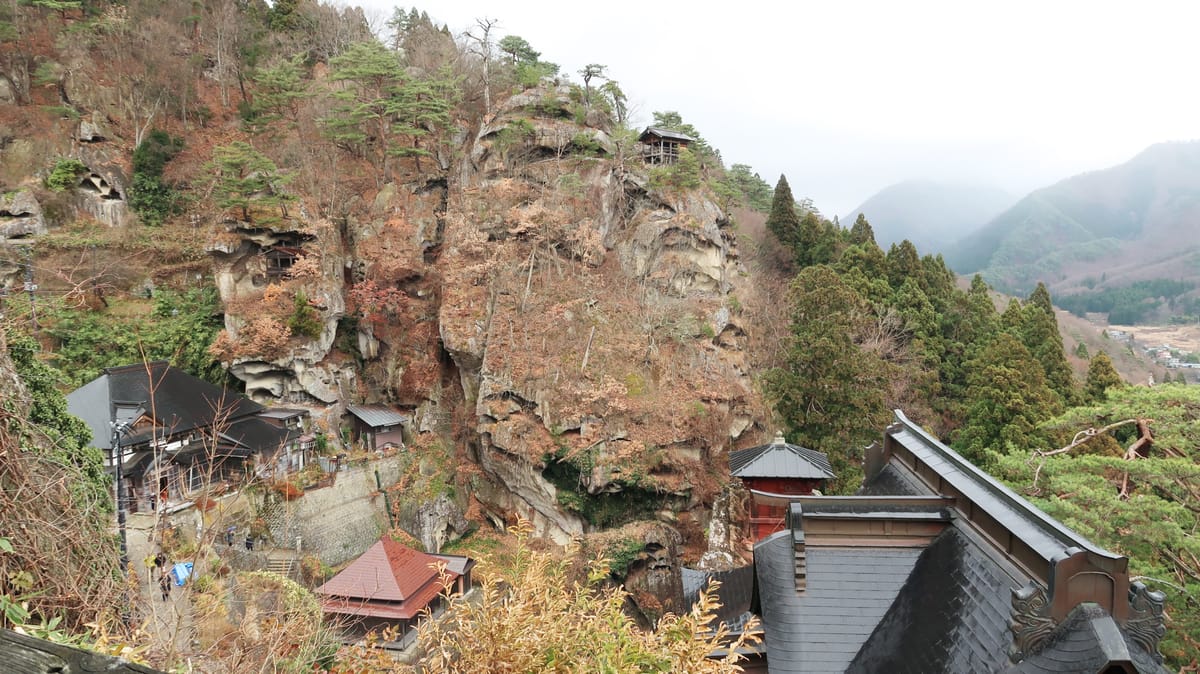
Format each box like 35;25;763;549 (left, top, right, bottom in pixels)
208;141;295;224
498;35;540;65
323;40;405;168
834;243;890;306
797;211;839;267
885;240;922;290
765;265;896;490
1019;284;1078;406
247;54;307;132
956;332;1061;466
1084;352;1124;402
129;129;184;226
389;71;454;173
765;175;801;257
848;213;876;246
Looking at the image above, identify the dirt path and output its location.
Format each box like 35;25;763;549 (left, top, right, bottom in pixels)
127;515;195;663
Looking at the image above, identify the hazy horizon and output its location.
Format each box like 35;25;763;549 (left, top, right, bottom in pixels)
353;0;1200;217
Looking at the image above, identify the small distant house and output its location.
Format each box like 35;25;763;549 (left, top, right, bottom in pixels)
318;538;475;649
346;405;408;451
730;432;834;540
66;362;310;511
639;127;695;165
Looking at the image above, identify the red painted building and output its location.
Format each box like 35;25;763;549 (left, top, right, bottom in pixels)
730;432;834;540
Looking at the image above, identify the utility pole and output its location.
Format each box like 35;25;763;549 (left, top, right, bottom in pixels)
111;404;145;573
22;245;36;329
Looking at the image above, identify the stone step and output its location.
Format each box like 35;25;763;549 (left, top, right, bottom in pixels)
266;557;297;578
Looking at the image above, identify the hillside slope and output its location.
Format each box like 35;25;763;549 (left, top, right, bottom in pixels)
946;142;1200;297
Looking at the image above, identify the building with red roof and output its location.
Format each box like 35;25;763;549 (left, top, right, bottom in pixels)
317;537;474;647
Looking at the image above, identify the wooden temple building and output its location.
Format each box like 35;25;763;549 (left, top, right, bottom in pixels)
731;432;835;540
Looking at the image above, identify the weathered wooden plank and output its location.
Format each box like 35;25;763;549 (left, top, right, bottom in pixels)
1;628;165;674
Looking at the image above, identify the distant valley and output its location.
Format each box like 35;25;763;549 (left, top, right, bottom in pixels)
841;180;1014;253
943;141;1200;320
850;144;1200;325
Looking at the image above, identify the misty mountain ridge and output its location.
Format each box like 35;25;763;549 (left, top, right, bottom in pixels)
841;180;1015;254
944;141;1200;305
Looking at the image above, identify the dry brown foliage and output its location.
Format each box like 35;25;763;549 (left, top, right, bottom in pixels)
332;520;759;673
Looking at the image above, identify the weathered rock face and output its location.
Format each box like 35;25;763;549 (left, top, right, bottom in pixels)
394;493;471;553
209;222;355;404
431;83;767;548
73;149;130;228
599;522;686;624
0;190;47;241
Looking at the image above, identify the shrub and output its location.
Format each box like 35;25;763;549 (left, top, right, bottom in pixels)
44;158;86;192
287;291;323;338
129;130;184;226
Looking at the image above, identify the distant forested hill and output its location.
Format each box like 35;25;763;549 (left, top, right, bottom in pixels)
945;142;1200;315
841;180;1014;254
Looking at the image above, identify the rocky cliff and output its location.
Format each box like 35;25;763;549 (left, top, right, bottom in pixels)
0;5;772;568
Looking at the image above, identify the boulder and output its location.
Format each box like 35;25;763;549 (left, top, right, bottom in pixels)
0;190;47;240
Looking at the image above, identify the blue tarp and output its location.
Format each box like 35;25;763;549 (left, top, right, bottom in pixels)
171;562;193;587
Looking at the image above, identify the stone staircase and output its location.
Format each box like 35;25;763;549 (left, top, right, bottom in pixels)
266;555;298;579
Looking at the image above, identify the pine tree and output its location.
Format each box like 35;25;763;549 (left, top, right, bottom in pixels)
1084;352;1124;402
323;41;405;169
208;142;295;224
248;54;307;132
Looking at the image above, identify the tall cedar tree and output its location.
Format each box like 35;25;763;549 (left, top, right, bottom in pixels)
766;175;801;257
765;265;895;491
1020;283;1079;407
1084;351;1124;402
848;213;877;246
956;332;1061;467
796;211;839;267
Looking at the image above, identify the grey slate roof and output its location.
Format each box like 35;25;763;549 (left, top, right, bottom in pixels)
1006;604;1168;674
754;533;924;673
881;412;1121;571
730;432;834;480
847;526;1022;673
744;410;1170;673
66;361;264;450
639;126;695;142
345;404;408;429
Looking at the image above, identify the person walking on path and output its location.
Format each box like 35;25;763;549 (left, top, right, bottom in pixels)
159;570;171;601
144;552;157;583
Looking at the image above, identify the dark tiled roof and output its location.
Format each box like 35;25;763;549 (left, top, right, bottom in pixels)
854;462;924;496
66;361;263;450
639;126;696;142
878;412;1121;571
221;416;299;454
345;405;408;429
847;526;1021;673
730;432;834;480
754;532;924;673
1006;603;1169;674
681;565;757;633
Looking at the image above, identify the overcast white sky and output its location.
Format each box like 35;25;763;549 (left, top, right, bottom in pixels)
353;0;1200;217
